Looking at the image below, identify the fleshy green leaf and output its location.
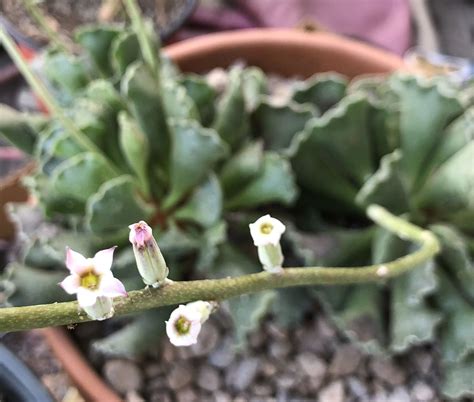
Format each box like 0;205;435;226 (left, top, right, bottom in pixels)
75;26;121;76
43;51;90;95
51;152;116;204
272;287;314;328
225;153;297;209
118;111;149;194
0;104;45;154
162;81;199;120
356;150;409;214
93;309;171;357
163;119;228;209
390;257;441;352
228;291;276;350
180;75;216;126
111;31;140;76
85;80;124;112
441;356;474;399
219;141;263;198
242;67;267;112
174;174;222;228
196;221;227;271
86;175;155;235
292;73;348;113
212;68;250;149
416;142;474;227
431;224;474;302
253;100;315;151
390;75;463;189
121;61;169;165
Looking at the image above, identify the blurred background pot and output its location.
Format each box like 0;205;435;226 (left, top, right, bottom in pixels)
36;28;403;401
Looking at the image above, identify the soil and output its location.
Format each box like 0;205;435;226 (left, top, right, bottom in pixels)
0;0;195;45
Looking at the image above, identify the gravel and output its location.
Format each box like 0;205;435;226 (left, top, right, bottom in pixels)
5;302;443;401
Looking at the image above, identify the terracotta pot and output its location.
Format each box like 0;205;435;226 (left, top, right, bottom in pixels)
38;29;402;401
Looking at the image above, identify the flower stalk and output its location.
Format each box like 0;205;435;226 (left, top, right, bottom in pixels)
0;205;440;333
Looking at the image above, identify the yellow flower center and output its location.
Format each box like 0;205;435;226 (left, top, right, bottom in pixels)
175;316;191;335
80;271;100;290
260;222;273;235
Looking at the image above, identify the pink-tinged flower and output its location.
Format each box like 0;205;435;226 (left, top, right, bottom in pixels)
166;301;214;347
60;247;127;310
129;221;169;287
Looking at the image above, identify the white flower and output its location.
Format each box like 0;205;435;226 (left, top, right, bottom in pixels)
59;247;127;312
249;215;286;247
166;301;214;347
129;221;169;287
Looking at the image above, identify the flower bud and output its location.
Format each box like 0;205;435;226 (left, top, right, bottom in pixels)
249;215;286;273
129;221;169;287
82;296;114;321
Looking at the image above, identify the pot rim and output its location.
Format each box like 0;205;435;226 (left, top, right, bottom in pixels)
34;28;403;402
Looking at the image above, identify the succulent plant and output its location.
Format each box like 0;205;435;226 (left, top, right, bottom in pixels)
0;4;473;398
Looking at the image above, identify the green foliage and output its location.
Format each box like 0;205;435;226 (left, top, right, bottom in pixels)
1;15;473;398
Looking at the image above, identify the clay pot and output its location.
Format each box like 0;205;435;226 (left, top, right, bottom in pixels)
38;29;402;401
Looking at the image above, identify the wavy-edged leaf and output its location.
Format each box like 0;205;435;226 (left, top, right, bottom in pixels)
51;152;116;204
253;100;315;151
43;51;90;95
196;221;227;271
110;31;140;76
441;356;474;399
174;174;222;228
118;111;149;193
162;81;199;120
390;75;463;189
121;61;169;165
272;287;314;328
5;263;68;306
163;119;228;209
416;142;474;228
228;291;276;350
75;26;121;76
292;72;348;113
390;257;441;352
225;153;297;209
86;175;155;235
0;104;45;154
212;68;250;149
356;150;409;214
431;224;474;302
180;75;216;126
219;141;263;198
242;66;267;112
93;309;171;357
85;80;124;112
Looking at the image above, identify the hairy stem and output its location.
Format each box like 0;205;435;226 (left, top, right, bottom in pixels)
23;0;68;52
0;206;440;332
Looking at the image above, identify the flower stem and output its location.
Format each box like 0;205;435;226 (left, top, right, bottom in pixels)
23;0;68;52
0;26;120;175
0;205;440;332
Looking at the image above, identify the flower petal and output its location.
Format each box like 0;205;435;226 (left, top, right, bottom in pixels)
59;274;80;294
92;246;116;274
99;273;127;298
65;248;89;275
77;288;99;307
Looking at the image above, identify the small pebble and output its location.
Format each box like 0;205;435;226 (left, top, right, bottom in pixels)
411;381;435;401
196;366;221;392
370;358;406;386
318;380;345;402
297;353;327;379
176;387;198;402
347;376;369;400
167;363;193;390
209;337;236;368
329;344;362;376
388;387;411;402
103;359;142;394
226;358;259;391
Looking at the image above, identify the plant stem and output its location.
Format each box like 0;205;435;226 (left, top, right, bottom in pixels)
23;0;68;52
122;0;158;74
0;26;121;175
0;206;440;333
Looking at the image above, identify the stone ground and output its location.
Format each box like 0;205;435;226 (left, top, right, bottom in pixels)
4;303;443;402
